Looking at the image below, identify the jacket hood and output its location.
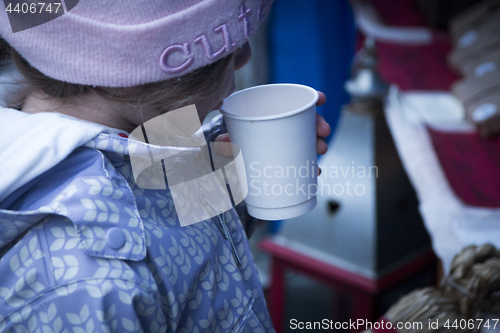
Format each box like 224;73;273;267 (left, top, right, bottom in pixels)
0;65;200;203
0;66;207;258
0;97;109;204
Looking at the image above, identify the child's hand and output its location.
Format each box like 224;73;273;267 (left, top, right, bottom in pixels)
215;91;330;158
315;91;330;155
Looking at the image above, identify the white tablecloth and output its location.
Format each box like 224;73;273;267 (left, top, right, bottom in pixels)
385;87;500;328
384;86;500;273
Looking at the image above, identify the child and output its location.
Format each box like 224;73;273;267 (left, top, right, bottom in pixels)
0;1;330;332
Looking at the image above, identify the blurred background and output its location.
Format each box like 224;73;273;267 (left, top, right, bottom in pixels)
2;0;500;331
233;0;500;332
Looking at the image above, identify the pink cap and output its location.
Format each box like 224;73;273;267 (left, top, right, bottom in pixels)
0;0;273;87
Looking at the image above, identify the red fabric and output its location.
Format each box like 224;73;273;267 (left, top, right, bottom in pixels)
372;317;399;333
377;39;459;91
372;0;426;26
428;127;500;208
369;0;500;208
366;0;461;91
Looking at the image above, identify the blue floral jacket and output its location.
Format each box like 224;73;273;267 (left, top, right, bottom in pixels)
0;114;275;332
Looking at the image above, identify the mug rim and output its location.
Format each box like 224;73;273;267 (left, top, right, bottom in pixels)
220;83;319;121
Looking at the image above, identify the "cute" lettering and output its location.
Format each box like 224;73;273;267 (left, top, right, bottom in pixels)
159;3;254;74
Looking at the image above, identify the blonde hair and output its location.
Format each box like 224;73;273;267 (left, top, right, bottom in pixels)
8;48;234;113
